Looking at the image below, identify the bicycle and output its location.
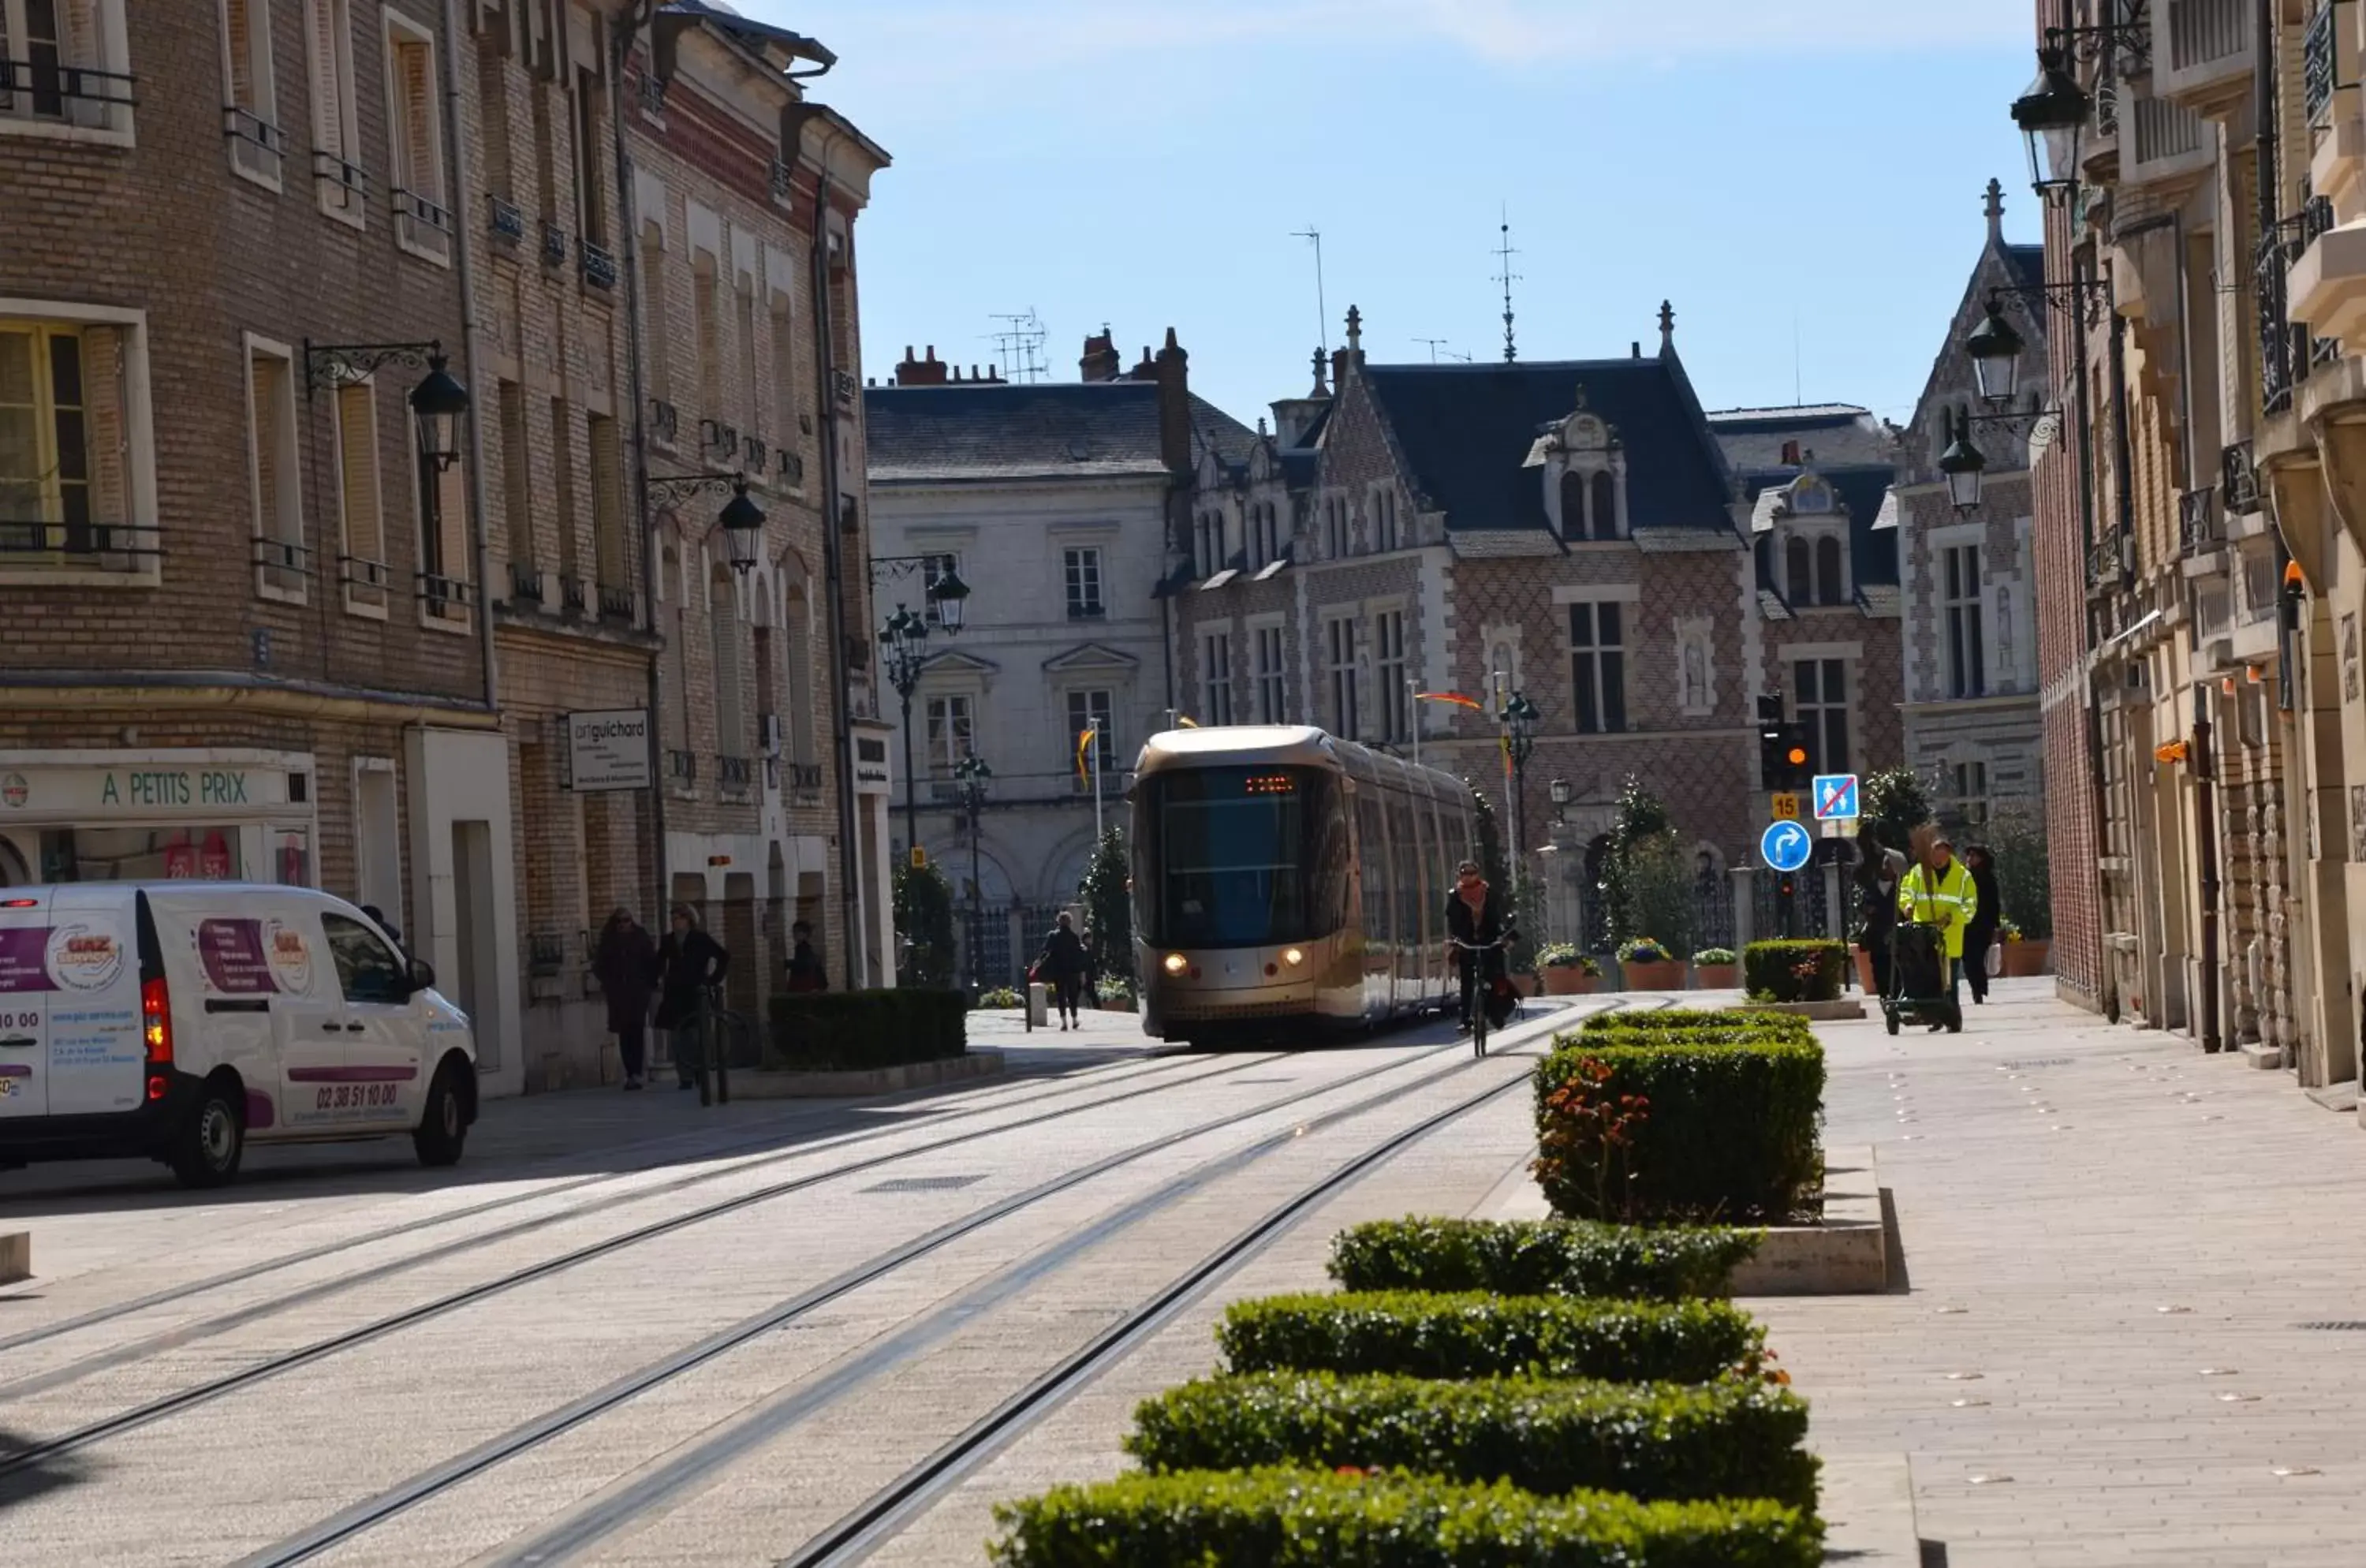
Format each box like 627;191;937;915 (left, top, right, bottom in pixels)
1446;934;1517;1058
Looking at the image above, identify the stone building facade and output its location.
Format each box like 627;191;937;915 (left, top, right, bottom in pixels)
2021;0;2366;1098
1174;307;1905;953
1892;184;2051;830
621;9;894;1013
0;0;524;1088
863;335;1254;986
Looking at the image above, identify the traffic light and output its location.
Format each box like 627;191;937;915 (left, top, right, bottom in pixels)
1779;723;1812;789
1758;695;1812;790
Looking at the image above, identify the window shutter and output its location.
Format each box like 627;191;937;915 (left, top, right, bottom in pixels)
336;384;382;568
590;414;626;587
401;41;435;196
437;455;468;591
250;356;280;543
226;0;255;108
310;0;345;160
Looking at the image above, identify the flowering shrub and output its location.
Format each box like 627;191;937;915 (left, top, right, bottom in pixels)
1618;937;1674;965
1533;1055;1654;1224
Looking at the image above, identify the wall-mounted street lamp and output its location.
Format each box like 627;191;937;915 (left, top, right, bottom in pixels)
647;472;766;573
304;341;472;469
871;554;979;872
1937;408;1987;515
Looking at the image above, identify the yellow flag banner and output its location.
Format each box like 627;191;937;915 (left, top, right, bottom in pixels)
1174;715;1200;729
1415;691;1485;711
1075;726;1099;786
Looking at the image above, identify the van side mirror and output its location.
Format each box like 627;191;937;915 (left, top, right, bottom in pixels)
406;957;437;995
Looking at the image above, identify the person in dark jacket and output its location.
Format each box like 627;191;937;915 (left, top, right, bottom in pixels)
1444;861;1508;1035
784;920;827;993
652;902;730;1088
1853;827;1907;999
1961;843;2003;1005
593;908;658;1089
1037;912;1090;1030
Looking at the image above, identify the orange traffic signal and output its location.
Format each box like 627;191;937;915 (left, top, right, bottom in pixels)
1786;746;1808;767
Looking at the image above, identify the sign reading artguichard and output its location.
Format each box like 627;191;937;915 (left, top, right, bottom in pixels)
567;710;653;793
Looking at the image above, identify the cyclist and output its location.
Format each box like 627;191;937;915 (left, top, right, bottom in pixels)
1444;860;1508;1036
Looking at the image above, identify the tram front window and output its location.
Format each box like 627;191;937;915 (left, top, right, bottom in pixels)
1148;767;1331;948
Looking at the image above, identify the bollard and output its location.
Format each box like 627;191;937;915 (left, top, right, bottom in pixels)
712;986;730;1105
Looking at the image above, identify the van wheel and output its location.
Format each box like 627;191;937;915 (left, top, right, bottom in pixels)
171;1084;244;1189
413;1062;468;1168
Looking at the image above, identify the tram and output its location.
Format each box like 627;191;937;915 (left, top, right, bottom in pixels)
1129;725;1480;1044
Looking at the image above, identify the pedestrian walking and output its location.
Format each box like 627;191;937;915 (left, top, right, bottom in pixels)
652;902;730;1089
1898;833;1978;1030
1853;827;1907;999
1036;912;1089;1030
593;908;657;1089
1961;843;2002;1006
784;919;827;993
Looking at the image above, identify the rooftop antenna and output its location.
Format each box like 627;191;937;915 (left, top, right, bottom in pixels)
1493;206;1521;363
987;308;1048;384
1416;338;1472;364
1416;337;1450;364
1292;225;1328;356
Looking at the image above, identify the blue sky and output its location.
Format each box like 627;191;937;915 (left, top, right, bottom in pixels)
745;1;2042;431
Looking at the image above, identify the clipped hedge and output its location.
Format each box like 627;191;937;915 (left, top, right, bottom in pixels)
1329;1216;1758;1301
991;1466;1821;1568
1219;1291;1763;1384
766;989;966;1070
1578;1009;1813;1042
1128;1372;1817;1510
1536;1038;1823;1223
1741;940;1849;1003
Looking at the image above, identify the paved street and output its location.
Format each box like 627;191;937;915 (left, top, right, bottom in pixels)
6;984;2366;1565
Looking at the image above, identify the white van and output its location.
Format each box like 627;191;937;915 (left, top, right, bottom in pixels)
0;883;478;1187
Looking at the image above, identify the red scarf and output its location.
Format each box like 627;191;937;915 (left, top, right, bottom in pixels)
1457;879;1488;917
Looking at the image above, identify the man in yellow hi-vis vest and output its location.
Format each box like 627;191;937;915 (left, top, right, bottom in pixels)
1898;833;1978;1024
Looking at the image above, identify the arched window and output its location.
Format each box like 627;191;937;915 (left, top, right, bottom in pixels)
1558;471;1585;539
1815;536;1844;605
1591;470;1618;540
1785;536;1812;603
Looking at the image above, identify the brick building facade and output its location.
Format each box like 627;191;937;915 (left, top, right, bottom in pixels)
0;0;524;1086
1174;307;1905;954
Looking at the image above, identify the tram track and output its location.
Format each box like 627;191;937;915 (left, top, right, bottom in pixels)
0;1051;1256;1398
0;1047;1214;1363
227;1003;1597;1567
0;1018;1566;1488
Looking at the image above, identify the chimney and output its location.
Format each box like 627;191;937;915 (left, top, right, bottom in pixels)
894;345;950;386
1153;327;1192;479
1780;439;1801;466
1631;342;1640;359
1080;327;1121;383
1270;346;1334;446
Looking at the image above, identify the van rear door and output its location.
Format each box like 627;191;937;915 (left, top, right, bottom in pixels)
43;887;143;1116
0;891;50;1119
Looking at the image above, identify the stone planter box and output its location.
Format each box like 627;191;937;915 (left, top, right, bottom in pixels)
1621;958;1685;991
0;1231;27;1285
1726;1145;1886;1296
1541;966;1599;996
1693;962;1737;989
1507;973;1541;998
1999;939;2051;977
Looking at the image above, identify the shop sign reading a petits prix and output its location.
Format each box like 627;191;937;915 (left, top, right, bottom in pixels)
0;765;289;817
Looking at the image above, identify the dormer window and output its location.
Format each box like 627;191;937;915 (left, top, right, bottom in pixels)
1815;536;1844;605
1538;395;1625;541
1786;536;1812;603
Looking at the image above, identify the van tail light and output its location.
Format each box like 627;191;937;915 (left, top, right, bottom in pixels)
142;975;174;1099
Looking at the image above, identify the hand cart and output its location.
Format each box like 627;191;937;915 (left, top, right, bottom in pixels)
1883;920;1962;1036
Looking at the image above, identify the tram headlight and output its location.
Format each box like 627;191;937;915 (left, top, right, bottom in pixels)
1282;947;1305;967
1162;952;1188;975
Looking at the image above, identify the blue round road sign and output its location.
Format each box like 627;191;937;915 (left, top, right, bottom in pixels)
1761;819;1812;874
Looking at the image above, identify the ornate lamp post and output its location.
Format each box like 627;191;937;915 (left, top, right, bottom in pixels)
953;753;993;996
644;472;767;573
1547;775;1572;823
879;603;931;866
1501;692;1539;925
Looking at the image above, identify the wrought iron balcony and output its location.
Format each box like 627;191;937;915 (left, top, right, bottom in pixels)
540;221;567;268
509;563;545;604
832;368;859;408
598;582;636;622
222;106;284;181
775;448;804;486
788;762;824;795
418;570;476;621
558;572;587;615
743;435;767;470
338;554;390;601
487;194;524;243
769;156;793;203
312;151;374;214
1;54;136;125
2308;0;2340;126
2220;440;2261;513
666;749;698;786
0;518;159;569
718;755;754;794
2178;487;2223;557
648;398;678;446
579;237;617;291
2089;532;2129;589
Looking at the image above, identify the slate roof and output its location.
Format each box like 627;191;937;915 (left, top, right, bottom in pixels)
2004;242;2045;296
1359;360;1734;533
863;381;1256;483
1707;404;1899;471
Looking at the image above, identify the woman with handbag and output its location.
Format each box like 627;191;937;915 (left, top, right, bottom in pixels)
1961;843;2002;1005
1036;912;1089;1031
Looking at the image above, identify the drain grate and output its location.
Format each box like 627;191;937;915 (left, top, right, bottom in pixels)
2297;1320;2366;1331
2001;1058;2073;1070
860;1174;987;1194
